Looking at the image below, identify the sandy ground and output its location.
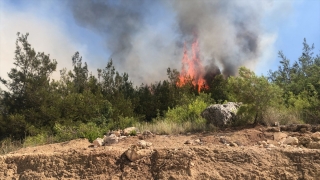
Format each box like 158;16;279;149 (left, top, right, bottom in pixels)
1;125;320;179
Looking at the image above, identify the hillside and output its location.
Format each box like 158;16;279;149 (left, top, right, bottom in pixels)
1;125;320;179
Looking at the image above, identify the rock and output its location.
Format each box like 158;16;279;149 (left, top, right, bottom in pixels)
258;141;268;146
119;136;127;140
298;136;312;147
273;132;287;141
234;141;243;146
103;134;119;145
201;102;241;127
219;137;228;144
194;139;201;143
307;141;320;149
138;140;152;148
266;144;276;148
123;127;138;136
142;130;154;136
283;136;299;145
267;127;280;132
297;124;311;132
300;128;307;133
312;125;320;132
311;132;320;141
184;140;193;144
280;125;288;132
125;145;152;161
111;130;121;137
92;138;104;147
230;142;238;147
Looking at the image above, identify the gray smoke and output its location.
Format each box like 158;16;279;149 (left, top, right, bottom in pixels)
68;0;270;84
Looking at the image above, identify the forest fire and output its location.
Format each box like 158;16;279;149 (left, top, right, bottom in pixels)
177;38;208;92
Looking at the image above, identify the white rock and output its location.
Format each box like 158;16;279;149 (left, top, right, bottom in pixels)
103;134;119;145
92;138;104;147
273;132;287;142
311;132;320;141
138;140;152;148
266;144;276;148
123;127;138;136
125;145;152;161
283;136;299;145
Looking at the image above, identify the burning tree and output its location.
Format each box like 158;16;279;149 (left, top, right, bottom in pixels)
177;37;208;92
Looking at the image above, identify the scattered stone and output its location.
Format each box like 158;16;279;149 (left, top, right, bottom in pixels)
230;142;238;147
273;132;287;142
219;137;228;144
258;141;268;146
273;122;280;127
234;141;243;146
104;134;119;145
123;127;138;136
283;136;299;145
266;144;276;148
300;128;307;133
267;127;280;132
111;130;121;137
311;132;320;141
142;130;154;136
184;140;193;144
119;136;127;140
125;145;152;161
297;124;311;132
307;141;320;149
201;102;242;127
298;136;311;147
92;138;104;147
194;139;201;143
138;140;153;148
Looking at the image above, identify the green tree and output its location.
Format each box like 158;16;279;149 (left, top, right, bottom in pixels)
0;33;58;137
269;38;320;123
228;67;283;125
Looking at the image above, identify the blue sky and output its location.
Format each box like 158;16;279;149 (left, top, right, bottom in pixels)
0;0;319;86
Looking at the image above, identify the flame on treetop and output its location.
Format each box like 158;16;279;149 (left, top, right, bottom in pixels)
177;38;207;92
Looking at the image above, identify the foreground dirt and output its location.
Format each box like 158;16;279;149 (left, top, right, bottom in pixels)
1;126;320;179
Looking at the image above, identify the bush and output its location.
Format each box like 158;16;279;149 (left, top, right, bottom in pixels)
78;122;104;142
23;133;48;147
53;123;79;142
0;138;23;155
165;94;210;123
106;116;138;130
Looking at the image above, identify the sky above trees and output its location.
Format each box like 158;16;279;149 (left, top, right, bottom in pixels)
0;0;319;87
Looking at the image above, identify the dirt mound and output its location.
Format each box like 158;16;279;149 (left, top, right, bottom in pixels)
1;126;320;179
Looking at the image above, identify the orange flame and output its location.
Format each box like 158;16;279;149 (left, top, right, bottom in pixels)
177;38;207;92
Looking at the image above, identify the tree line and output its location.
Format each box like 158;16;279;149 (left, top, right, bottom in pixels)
0;33;319;140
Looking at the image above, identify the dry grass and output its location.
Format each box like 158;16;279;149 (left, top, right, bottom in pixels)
0;138;23;155
135;119;215;135
262;107;304;126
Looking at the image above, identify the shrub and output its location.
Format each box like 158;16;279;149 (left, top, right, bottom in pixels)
0;138;23;155
23;133;48;147
78;122;103;142
53;123;79;142
165;94;210;123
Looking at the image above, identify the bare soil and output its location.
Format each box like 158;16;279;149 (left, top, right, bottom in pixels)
1;125;320;179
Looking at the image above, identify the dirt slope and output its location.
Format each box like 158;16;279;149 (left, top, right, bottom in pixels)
1;126;320;179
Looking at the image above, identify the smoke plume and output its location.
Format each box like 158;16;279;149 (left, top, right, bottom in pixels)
68;0;272;84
